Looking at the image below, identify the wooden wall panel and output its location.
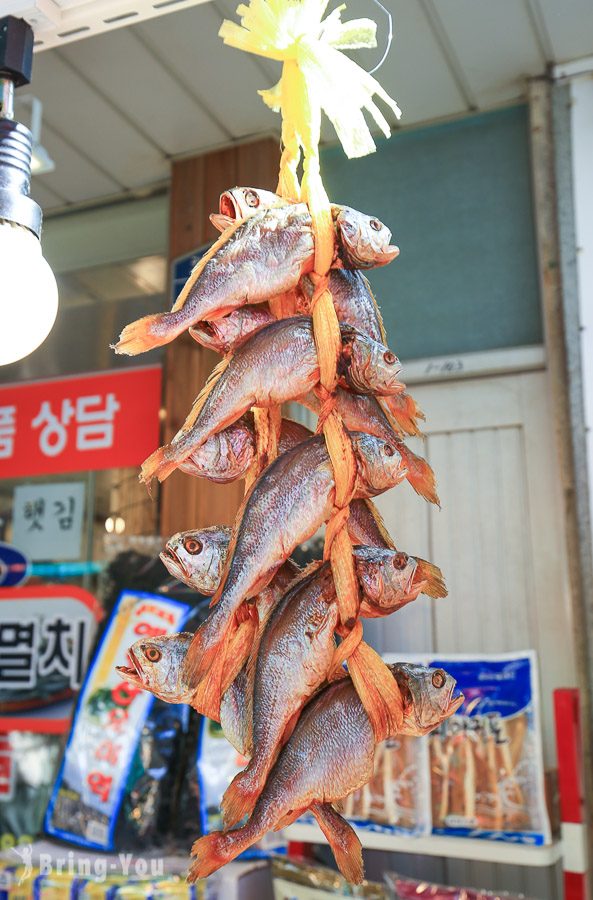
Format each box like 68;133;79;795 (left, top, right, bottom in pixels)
160;138;280;536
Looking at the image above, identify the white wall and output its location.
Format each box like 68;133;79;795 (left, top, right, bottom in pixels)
570;73;593;535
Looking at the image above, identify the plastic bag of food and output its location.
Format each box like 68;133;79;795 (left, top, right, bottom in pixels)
272;858;387;898
428;652;551;845
385;872;533;900
44;591;190;851
336;734;430;836
0;731;62;847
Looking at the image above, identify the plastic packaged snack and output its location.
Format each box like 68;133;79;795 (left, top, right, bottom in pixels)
272;858;388;898
385;872;533;900
337;734;430;835
428;653;551;844
45;591;190;851
0;732;62;845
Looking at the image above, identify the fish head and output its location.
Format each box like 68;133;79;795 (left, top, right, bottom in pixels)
351;433;408;496
354;546;418;613
180;421;256;483
190;307;276;354
391;663;464;736
210;187;287;231
116;633;193;702
160;526;231;593
189;319;234;353
339;325;402;395
334;206;399;269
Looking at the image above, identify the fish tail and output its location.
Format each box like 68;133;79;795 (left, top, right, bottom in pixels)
220;765;261;828
139;446;174;486
140;355;233;485
382;392;424;436
112;311;186;355
397;443;440;506
188;803;271;881
187;832;240;882
415;558;448;598
311;803;364;885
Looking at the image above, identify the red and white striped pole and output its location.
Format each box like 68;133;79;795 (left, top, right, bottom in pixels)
554;688;588;900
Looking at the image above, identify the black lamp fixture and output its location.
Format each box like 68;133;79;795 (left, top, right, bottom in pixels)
0;15;58;366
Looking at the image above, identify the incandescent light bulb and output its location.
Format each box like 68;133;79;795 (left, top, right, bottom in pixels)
0;18;58;366
0;219;58;365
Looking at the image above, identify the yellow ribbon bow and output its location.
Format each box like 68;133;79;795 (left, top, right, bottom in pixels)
219;0;402;162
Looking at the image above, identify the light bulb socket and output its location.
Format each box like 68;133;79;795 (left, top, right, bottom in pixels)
0;117;41;238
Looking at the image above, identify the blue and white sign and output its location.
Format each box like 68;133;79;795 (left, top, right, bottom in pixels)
0;542;30;587
170;243;211;306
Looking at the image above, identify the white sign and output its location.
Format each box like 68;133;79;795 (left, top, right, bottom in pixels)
12;482;86;561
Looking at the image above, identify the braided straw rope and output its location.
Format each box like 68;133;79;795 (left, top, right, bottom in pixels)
220;2;405;740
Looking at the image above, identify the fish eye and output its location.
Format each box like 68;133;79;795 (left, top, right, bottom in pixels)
383;351;397;365
383;443;395;457
393;552;408;570
432;669;446;689
183;537;203;555
369;218;383;231
244;189;260;208
143;646;162;663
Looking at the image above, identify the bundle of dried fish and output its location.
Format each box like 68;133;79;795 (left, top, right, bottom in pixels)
113;0;463;882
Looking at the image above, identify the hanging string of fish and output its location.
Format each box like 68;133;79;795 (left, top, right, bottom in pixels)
113;0;463;884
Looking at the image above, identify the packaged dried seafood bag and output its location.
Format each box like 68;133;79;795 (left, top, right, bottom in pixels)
336;733;430;836
385;872;534;900
45;591;191;851
272;858;388;899
428;652;551;844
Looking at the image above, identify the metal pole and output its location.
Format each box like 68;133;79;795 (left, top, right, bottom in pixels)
529;76;593;895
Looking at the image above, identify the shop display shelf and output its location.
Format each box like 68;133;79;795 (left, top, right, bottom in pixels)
284;823;563;867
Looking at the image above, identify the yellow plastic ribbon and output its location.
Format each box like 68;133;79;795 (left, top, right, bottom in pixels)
219;0;402;160
220;0;403;741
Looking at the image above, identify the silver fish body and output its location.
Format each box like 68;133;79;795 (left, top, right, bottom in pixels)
188;664;462;882
183;433;407;685
113;204;397;355
180;416;312;483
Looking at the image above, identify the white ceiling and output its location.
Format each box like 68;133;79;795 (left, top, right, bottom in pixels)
19;0;593;214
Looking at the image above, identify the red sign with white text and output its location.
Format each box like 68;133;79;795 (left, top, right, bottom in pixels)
0;367;162;478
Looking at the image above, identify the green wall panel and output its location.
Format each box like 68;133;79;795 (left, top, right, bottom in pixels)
321;105;542;360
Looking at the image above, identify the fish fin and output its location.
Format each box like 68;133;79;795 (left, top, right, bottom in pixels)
220;766;261;829
414;557;448;598
172;219;244;313
189;660;224;721
361;499;397;551
348;641;404;742
396;443;440;506
310;803;364;885
182;354;232;430
187;833;235;882
210;213;234;232
183;603;237;690
381;393;424;437
112;312;183;356
273;807;308;831
299;559;324;580
220;613;259;696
